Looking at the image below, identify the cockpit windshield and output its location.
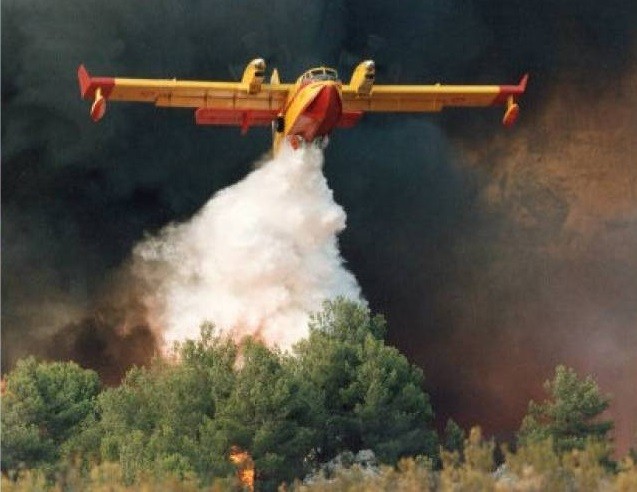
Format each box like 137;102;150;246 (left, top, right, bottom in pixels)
301;67;339;82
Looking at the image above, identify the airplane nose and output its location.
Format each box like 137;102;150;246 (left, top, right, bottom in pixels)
322;84;342;111
292;82;343;143
321;83;339;99
307;83;341;112
309;84;342;137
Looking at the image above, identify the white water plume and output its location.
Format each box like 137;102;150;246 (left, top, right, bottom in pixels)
132;143;362;351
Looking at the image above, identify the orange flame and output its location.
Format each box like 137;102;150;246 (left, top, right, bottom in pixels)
229;445;255;491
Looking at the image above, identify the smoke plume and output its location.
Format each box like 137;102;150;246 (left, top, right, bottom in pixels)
132;144;361;350
427;66;637;453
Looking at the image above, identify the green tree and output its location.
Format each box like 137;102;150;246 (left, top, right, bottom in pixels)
96;326;322;490
293;298;438;465
2;303;440;489
97;325;238;483
518;365;613;454
206;339;323;490
1;357;100;472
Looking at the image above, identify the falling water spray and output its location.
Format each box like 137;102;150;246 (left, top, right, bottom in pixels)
132;143;362;351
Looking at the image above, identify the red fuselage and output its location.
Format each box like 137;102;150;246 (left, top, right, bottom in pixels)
288;83;342;141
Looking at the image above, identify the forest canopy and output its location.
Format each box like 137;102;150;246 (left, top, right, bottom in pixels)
2;299;634;491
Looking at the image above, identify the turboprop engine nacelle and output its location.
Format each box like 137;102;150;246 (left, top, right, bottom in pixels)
348;60;375;95
241;58;266;94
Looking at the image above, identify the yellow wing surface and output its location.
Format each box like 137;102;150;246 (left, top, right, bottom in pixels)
341;61;528;126
79;58;527;130
78;59;292;130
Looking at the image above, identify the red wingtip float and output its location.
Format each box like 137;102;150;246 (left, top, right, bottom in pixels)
77;64;114;122
90;90;107;122
77;59;528;153
495;73;529;127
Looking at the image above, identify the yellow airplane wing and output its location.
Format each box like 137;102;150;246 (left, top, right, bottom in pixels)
342;61;528;127
78;59;292;133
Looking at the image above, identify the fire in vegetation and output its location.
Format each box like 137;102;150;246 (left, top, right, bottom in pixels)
229;445;255;491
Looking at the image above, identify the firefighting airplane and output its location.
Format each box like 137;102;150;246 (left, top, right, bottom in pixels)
78;58;527;154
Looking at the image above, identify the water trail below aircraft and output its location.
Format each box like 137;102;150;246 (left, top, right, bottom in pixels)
132;143;362;351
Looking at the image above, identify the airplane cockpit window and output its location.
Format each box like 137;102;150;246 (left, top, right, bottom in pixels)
301;68;339;82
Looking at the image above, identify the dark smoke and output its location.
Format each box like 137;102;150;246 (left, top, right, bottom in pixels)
3;0;637;452
43;266;159;385
422;67;637;453
48;316;156;386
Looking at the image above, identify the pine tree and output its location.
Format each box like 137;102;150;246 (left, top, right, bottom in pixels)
518;365;613;454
